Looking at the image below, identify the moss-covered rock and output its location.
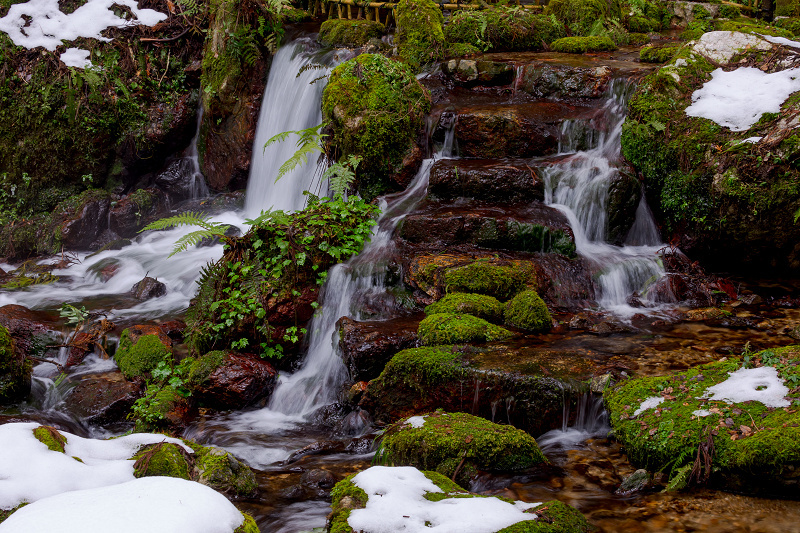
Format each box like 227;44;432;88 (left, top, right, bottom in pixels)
0;323;31;404
131;383;189;433
359;346;573;435
639;43;682;63
322;54;431;196
0;503;27;525
504;290;552;332
418;313;513;346
319;19;385;47
545;0;626;35
192;443;258;497
375;411;546;485
187;350;227;386
32;426;67;453
114;330;172;380
328;467;592;533
444;260;532;300
132;442;192;480
235;514;260;533
444;7;565;52
394;0;445;67
551;35;617;53
621;31;800;272
605;345;800;494
425;293;504;322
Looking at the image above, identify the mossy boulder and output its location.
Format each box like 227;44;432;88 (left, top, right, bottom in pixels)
394;0;445;67
187;350;278;409
425;293;504;322
444;7;565;52
132;383;190;433
322;54;431;197
551;36;617;53
319;19;385;47
504;290;552;332
639;43;681;63
359;346;574;435
32;426;67;453
545;0;629;35
620;31;800;273
375;411;546;485
605;345;800;495
133;442;192;480
114;329;172;380
0;323;31;404
328;467;591;533
444;260;532;300
191;444;258;497
418;313;513;346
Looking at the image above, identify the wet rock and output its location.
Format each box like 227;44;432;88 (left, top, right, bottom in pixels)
360;345;579;435
114;325;173;380
338;409;373;436
441;59;515;87
193;444;258;497
427;159;544;203
109;188;168;238
0;323;32;404
0;304;58;359
64;372;142;426
188;351;278;410
300;468;337;490
738;294;764;306
590;373;613;393
616;468;650;495
519;62;612;99
287;440;346;464
453;102;596;158
86;257;122;282
685;307;731;321
399;201;576;257
154;158;199;202
159;320;186;342
606;167;641;245
345;381;369;406
57;190;113;250
338;317;419;382
130;276;167;301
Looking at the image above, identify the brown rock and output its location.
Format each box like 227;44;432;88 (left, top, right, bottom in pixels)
519;63;612;99
131;276;167;301
427;159;544;203
109;188;168;238
191;352;278;409
64;372;143;426
338;317;419;382
0;304;58;358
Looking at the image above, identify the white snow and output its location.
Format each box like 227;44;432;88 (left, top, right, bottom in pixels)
405;415;427;428
742;136;762;143
0;0;166;51
633;396;664;417
0;477;246;533
701;366;790;407
761;34;800;49
685;66;800;131
348;466;541;533
60;47;92;69
0;422;192;510
692;409;712;417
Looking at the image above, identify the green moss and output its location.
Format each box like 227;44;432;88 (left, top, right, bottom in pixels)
114;331;172;380
444;260;531;300
626;15;658;33
447;42;482;57
774;16;800;35
627;32;651;45
281;6;310;23
551;35;617;53
545;0;615;35
418;313;513;346
328;474;369;533
188;350;226;386
319;19;385;47
32;426;67;453
0;503;27;525
425;293;504;322
445;7;565;52
718;4;742;18
605;345;800;491
375;411;546;484
131;384;183;432
639;43;681;63
322;54;430;197
132;442;191;480
0;323;31;403
395;0;445;67
504;290;551;332
714;20;793;38
496;500;593;532
234;514;260;533
190;442;258;496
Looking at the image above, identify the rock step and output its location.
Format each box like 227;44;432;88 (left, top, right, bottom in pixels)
399;200;576;257
444;102;601;158
428;158;545;203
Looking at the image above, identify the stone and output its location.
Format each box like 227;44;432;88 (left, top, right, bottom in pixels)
427;159;544;203
692;31;770;64
86;257;122;282
109;188;167;238
154;158;198;202
57;190;112;250
114;325;173;380
64;372;142;426
188;351;278;409
0;304;58;360
616;468;650;495
519;62;612;99
130;276;167;300
338;317;419;382
192;444;258;497
441;59;515;87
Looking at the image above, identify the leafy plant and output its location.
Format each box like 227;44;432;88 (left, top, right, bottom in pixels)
140;211;230;257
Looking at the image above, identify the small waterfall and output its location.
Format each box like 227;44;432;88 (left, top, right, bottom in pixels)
186;106;210;200
537;393;609;452
543;79;670;317
245;40;347;216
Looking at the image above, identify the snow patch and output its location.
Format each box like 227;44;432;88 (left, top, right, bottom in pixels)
692;409;712;417
0;421;191;510
0;477;245;533
348;466;541;533
686;66;800;131
405;415;427;428
633;396;664;417
761;34;800;49
0;0;167;51
701;366;790;407
60;47;92;69
742;136;763;144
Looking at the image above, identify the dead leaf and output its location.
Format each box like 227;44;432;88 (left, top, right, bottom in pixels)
740;425;752;436
465;435;473;444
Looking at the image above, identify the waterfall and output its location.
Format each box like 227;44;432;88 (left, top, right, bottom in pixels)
543;79;672;317
245;40;346;216
186;106;210;200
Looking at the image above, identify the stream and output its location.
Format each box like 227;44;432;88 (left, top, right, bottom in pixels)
3;34;800;532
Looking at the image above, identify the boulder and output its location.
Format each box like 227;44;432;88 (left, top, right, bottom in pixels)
427;159;544;203
0;324;32;405
0;304;58;359
425;293;504;322
318;19;385;47
417;313;513;346
395;0;445;67
109;188;168;238
114;325;173;380
519;63;612;99
504;290;552;332
64;372;142;426
441;59;515;87
130;276;167;301
187;351;278;409
338;317;419;382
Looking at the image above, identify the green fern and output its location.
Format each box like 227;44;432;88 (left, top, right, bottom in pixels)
140;211;229;257
264;123;327;182
324;155;361;199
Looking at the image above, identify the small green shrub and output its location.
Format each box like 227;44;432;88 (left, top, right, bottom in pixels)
551;35;617;53
774;16;800;35
114;331;172;380
424;293;504;322
626;15;657;33
504;290;551;332
318;19;385;47
417;313;513;345
445;7;565;51
718;4;742;17
639;43;681;63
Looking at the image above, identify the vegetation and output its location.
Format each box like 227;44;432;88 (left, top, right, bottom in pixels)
425;293;505;322
114;331;173;380
444;6;565;52
639;43;681;63
0;323;31;404
394;0;446;67
504;290;552;332
551;35;617;53
417;313;513;346
443;260;532;300
32;425;67;453
318;19;385;47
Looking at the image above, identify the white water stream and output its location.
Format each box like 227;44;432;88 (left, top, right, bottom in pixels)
543;79;673;318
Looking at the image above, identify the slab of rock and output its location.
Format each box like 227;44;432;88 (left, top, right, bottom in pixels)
427;159;544;203
64;372;142;426
441;59;516;87
131;276;167;300
338;316;419;382
519;62;612;99
189;351;278;409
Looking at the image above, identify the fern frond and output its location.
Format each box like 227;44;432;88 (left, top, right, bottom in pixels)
169;229;224;257
324;155;361;199
141;211;219;232
264;123;328;182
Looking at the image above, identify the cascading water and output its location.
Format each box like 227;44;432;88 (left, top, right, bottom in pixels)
543;79;673;317
185;106;210;200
